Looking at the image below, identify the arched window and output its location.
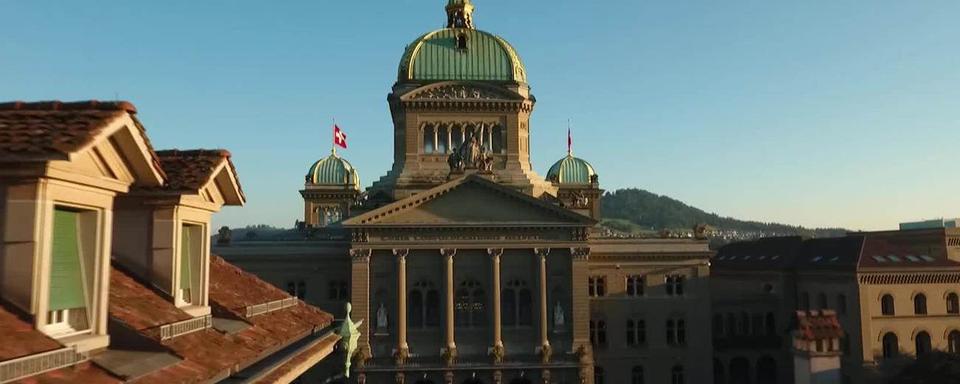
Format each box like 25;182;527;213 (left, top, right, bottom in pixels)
757;355;777;384
915;331;931;357
502;279;532;327
713;358;725;384
631;365;644;384
914;294;927;315
425;290;440;326
947;293;960;315
765;312;776;336
949;330;960;353
881;294;895;316
410;290;424;328
730;357;750;384
726;313;736;336
594;366;604;384
738;312;749;336
455;279;485;327
713;314;724;337
818;293;829;309
882;332;898;358
671;365;685;384
410;280;439;328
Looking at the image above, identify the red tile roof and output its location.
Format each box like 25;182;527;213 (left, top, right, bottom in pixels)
108;265;192;332
857;229;960;269
794;310;843;341
0;100;140;162
0;304;61;361
101;256;333;383
20;362;121;384
152;149;231;190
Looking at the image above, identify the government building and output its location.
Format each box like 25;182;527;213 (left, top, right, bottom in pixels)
216;1;714;383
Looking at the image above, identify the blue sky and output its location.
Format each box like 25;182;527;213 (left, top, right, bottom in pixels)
3;1;958;231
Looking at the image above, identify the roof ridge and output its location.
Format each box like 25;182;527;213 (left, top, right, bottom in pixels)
0;100;137;113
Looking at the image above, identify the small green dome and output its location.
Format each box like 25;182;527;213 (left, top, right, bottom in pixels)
547;155;597;185
306;151;360;190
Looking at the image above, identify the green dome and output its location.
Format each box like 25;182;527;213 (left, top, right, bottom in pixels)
547;155;597;185
306;151;360;190
397;29;526;83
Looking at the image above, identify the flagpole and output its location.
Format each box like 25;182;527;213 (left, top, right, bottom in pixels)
567;118;572;156
332;117;337;156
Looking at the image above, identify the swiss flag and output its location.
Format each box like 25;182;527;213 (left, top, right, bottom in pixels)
333;125;347;149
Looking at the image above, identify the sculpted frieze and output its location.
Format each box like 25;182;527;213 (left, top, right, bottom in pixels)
407;84;516;101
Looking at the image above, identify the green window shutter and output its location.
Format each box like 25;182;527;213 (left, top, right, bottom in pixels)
49;209;86;311
179;226;193;291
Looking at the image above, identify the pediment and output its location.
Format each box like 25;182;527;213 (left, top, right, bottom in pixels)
343;175;593;227
401;82;523;102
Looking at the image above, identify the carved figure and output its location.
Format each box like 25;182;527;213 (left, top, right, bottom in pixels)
337;302;364;377
377;302;388;330
554;301;565;328
447;145;463;171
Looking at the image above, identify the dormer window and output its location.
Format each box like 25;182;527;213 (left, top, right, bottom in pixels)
43;207;96;338
179;223;204;305
456;33;468;50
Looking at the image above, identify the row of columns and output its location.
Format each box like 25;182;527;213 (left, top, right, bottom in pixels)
391;248;553;366
422;122;501;154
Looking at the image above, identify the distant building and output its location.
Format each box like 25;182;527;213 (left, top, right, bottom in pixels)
712;228;960;384
899;218;959;230
0;101;337;383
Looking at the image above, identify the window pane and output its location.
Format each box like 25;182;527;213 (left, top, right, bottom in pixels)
50;209;86;311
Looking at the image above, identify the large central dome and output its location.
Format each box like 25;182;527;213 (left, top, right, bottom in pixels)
397;0;527;83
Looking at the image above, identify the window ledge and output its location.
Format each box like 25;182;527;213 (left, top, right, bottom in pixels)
59;333;109;353
180;305;211;318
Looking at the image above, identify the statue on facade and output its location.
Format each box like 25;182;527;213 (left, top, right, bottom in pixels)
554;301;565;329
337;302;364;378
376;302;388;331
448;130;490;172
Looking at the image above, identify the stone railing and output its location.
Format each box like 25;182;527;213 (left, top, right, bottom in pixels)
159;315;213;341
244;297;298;318
0;346;86;383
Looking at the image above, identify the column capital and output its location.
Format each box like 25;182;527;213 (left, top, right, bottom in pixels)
534;248;551;258
570;247;590;261
350;248;372;263
440;248;457;258
392;248;409;260
487;248;504;258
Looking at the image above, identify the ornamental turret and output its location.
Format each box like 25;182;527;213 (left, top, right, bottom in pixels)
300;149;361;228
547;144;601;219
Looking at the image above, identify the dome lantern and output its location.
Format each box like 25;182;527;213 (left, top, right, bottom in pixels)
305;149;360;191
546;155;598;186
446;0;475;29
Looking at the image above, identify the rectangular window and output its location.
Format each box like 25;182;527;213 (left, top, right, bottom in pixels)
422;124;435;153
589;319;607;347
626;275;644;296
627;319;646;346
46;208;92;337
180;224;202;305
589;276;607;297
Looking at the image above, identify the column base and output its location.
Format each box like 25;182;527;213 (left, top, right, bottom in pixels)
394;346;410;365
537;343;553;364
489;343;506;364
441;346;458;367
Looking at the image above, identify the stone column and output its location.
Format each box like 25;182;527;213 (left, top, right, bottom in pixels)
446;124;453;154
571;247;594;384
488;248;505;363
393;249;410;364
535;248;552;363
350;248;373;366
441;248;457;366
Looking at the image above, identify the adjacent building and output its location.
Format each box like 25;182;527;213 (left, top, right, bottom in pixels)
712;228;960;384
0;100;337;383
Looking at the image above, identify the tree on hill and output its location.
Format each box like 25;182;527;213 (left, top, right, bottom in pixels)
600;188;845;238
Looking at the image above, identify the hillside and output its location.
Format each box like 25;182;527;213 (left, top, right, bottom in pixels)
600;188;846;239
